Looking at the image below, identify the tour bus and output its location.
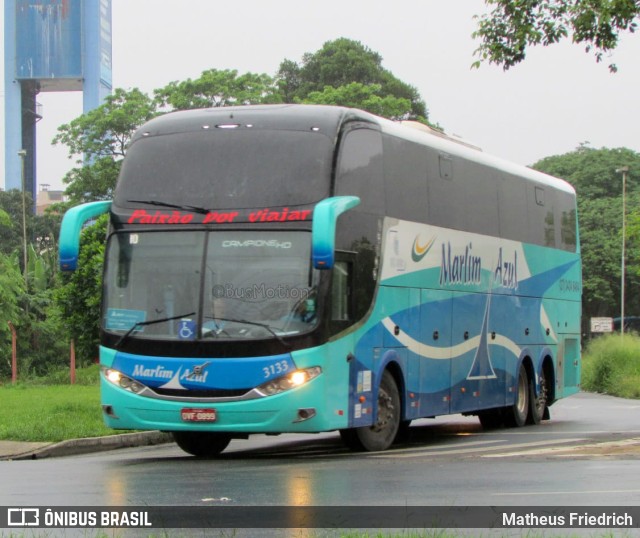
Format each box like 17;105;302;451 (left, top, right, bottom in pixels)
59;105;581;456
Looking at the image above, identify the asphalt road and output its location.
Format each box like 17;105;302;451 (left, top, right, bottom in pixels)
2;392;639;534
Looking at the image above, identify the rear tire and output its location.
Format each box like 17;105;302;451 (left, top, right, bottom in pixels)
173;431;232;457
504;364;530;427
340;370;401;452
527;367;548;425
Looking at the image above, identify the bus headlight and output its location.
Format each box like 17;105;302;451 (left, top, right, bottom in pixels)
102;367;146;394
256;367;322;396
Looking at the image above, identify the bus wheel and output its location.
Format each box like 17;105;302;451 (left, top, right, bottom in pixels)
527;368;548;425
340;370;401;452
504;364;530;428
172;431;232;457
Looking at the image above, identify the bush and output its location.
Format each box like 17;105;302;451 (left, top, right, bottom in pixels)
582;333;640;398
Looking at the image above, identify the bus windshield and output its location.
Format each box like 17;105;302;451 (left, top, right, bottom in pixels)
103;230;318;342
113;129;332;209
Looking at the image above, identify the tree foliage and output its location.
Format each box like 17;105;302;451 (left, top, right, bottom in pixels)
277;38;429;121
0;186;69;379
53;88;157;205
54;88;156;162
473;0;639;72
0;251;25;378
154;69;278;110
0;190;33;259
302;82;413;119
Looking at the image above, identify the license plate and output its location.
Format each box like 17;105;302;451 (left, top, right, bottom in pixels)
181;408;217;422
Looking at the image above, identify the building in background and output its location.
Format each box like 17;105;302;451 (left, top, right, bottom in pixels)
36;184;66;215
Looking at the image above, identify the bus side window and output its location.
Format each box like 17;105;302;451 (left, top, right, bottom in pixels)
528;185;556;248
331;259;352;326
335;127;384;215
557;191;577;252
499;175;528;243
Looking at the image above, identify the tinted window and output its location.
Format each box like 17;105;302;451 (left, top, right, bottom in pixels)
462;161;499;237
528;185;556;248
499;175;529;243
114;129;332;209
426;151;467;231
557;191;577;252
383;134;428;222
335;128;384;214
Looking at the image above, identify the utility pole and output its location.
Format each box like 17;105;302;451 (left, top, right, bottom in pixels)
616;166;629;338
18;149;28;288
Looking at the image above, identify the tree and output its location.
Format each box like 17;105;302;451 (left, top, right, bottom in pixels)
277;38;429;121
54;88;156;162
473;0;639;72
154;69;278;110
54;88;157;204
0;189;34;258
60;158;122;204
302;82;413;119
532;146;640;329
0;251;24;378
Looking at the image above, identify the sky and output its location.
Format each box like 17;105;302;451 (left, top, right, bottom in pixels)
2;0;639;192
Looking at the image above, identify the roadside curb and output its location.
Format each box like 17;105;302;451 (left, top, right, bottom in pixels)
2;431;173;461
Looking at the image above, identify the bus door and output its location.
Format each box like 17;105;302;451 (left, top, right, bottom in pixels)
419;289;452;417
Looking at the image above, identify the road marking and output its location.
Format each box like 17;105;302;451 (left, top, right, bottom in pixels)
492;489;640;497
372;438;586;458
482;437;640;458
382;439;504;455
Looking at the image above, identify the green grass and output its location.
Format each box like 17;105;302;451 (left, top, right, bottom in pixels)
0;364;129;442
581;332;640;398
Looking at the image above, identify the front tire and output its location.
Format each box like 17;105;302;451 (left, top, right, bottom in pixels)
504;364;529;427
340;370;401;452
173;431;232;457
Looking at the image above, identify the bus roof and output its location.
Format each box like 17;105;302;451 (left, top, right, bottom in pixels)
132;104;575;196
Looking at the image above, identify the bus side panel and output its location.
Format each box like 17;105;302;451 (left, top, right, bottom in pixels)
348;286;412;428
418;288;452;417
450;291;505;414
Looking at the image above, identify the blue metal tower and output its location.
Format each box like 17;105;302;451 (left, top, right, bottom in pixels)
4;0;112;197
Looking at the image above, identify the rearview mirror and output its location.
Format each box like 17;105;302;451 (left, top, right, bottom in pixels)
59;201;112;271
311;196;360;270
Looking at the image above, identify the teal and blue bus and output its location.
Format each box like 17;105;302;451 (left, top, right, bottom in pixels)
59;105;581;455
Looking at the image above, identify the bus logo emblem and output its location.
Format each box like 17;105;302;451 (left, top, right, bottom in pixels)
411;235;436;262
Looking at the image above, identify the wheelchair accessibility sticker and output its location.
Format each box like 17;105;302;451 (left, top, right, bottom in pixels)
178;319;196;340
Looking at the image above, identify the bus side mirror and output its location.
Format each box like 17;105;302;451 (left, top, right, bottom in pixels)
59;201;112;271
312;196;360;270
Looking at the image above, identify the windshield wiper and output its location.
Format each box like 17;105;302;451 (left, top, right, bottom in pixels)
203;317;290;348
114;312;196;348
127;199;209;214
